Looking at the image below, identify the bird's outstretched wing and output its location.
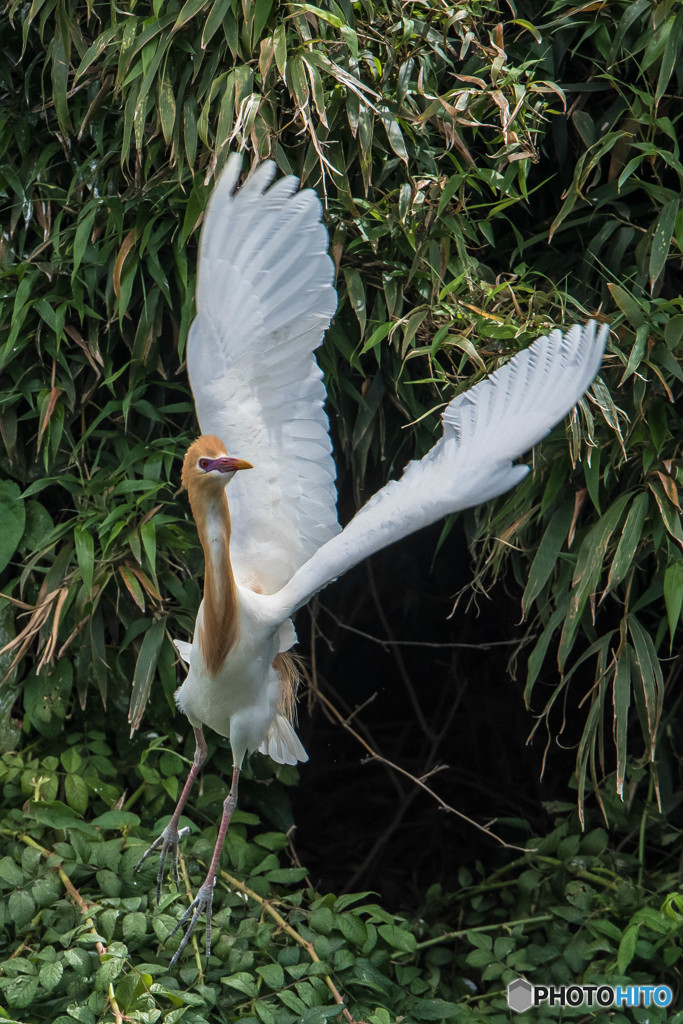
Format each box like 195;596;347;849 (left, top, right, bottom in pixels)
187;154;340;593
269;321;608;619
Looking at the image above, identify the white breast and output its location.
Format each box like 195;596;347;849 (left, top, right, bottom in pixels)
174;587;283;762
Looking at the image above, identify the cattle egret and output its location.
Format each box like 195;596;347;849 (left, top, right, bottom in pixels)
136;154;608;964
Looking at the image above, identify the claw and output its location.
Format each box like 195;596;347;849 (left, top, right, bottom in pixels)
135;822;193;903
168;877;216;966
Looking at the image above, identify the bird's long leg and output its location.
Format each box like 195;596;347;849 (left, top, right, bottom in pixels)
168;762;240;966
135;726;208;902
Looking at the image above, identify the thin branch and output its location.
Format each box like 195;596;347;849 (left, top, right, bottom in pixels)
319;603;523;651
313;689;529;852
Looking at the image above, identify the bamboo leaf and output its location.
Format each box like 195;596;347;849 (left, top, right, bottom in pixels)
0;481;26;574
201;0;232;49
663;561;683;647
605;491;648;595
51;23;72;137
74;525;95;594
655;11;682;106
522;504;573;616
76;25;119;80
379;106;408;164
649;198;679;292
648;480;683;549
71;205;98;280
273;23;287;75
158;70;176;144
607;284;646;326
183;96;198;168
627;615;664;756
119;566;145;611
174;0;212;32
252;0;274;42
343;267;366;336
558;493;631;668
613;643;631;798
619;324;649;383
113;229;138;302
128;618;166;732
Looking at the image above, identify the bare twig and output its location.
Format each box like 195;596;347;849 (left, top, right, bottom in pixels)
319;603;523;650
311;687;528;853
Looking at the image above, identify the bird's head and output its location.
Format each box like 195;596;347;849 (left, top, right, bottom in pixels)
181;435;253;496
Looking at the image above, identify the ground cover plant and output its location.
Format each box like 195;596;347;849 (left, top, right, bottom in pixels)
1;0;682;1019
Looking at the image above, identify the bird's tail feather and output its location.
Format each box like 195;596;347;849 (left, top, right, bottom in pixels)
258;714;309;765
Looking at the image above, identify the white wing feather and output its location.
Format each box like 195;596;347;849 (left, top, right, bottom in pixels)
269;321;608;619
186;154;340;593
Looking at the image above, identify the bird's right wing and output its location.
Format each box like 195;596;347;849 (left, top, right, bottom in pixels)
268;321;608;620
186;155;340;594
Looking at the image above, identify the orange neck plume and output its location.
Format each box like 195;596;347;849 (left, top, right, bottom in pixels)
186;483;240;676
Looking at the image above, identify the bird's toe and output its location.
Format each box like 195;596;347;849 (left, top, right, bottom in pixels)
168;878;216;967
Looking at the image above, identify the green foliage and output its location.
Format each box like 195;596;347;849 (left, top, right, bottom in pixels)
0;0;682;941
1;740;682;1022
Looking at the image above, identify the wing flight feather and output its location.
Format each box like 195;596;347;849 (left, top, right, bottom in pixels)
186;155;340;593
270;321;608;618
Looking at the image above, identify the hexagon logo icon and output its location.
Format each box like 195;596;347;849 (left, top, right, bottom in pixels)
508;978;534;1013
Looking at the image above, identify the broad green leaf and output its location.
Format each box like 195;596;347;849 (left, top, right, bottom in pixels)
378;924;417;952
617;923;639;973
9;889;36;929
412;998;460;1020
256;963;285;989
5;970;39;1009
222;972;258;997
91;810;141;829
337;912;367;946
0;481;25;573
60;747;82;773
39;959;64;992
0;856;24;888
65;773;90;814
122;911;147;940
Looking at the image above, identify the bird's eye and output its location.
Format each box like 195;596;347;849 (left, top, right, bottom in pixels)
198;458;210;470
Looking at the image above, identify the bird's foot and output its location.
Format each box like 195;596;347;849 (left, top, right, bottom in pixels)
135;822;193;903
168;877;216;966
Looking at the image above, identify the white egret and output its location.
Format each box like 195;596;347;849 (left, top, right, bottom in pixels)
136;154;607;964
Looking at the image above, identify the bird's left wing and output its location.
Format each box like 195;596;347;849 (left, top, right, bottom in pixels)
267;321;608;621
186;154;340;592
